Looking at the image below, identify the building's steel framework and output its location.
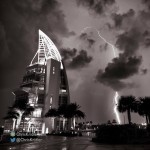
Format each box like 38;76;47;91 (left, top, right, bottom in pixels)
30;30;62;66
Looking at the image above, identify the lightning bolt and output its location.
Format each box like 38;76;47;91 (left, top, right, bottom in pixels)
114;92;121;124
81;26;121;124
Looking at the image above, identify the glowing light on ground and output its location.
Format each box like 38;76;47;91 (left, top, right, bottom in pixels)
141;123;147;126
81;27;121;124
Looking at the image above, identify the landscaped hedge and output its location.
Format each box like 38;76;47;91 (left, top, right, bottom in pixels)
93;124;149;144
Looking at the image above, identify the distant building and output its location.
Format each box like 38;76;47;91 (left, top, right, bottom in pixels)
4;30;70;134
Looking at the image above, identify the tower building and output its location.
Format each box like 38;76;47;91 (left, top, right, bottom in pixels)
4;30;70;134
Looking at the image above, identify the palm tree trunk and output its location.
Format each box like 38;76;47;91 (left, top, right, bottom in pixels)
59;118;61;130
127;109;131;125
27;122;31;132
12;119;16;131
146;115;149;124
73;117;76;129
63;118;65;131
14;119;17;131
22;118;25;131
52;118;55;130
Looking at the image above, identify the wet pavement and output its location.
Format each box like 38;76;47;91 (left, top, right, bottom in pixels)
1;136;150;150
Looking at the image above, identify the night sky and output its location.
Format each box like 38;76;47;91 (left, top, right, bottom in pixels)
0;0;150;126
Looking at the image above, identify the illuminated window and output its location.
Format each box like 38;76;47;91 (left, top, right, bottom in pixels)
40;68;45;73
29;98;35;104
39;86;44;90
61;89;66;93
52;67;55;74
38;93;44;104
33;108;42;117
40;76;45;82
50;97;52;104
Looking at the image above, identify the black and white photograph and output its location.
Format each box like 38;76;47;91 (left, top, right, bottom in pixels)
0;0;150;149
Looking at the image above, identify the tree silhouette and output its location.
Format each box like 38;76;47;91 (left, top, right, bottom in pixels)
66;103;85;129
44;103;85;131
45;108;59;130
138;97;150;124
118;96;136;124
58;104;68;130
45;108;58;118
22;106;34;130
12;98;28;111
4;109;20;131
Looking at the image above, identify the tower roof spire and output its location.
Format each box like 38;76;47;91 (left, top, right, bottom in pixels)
30;29;62;66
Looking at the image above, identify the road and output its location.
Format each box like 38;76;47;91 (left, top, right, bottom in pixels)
0;136;150;150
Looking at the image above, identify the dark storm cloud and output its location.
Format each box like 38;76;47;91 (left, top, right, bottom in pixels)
0;0;74;89
98;55;142;80
79;33;95;48
80;33;88;39
141;68;148;75
96;71;135;90
61;48;77;60
112;9;135;28
0;0;75;124
116;28;141;56
61;48;93;69
76;0;116;15
139;11;150;49
142;0;150;10
143;30;150;47
87;39;95;47
96;55;142;90
77;0;148;91
69;50;93;69
144;38;150;47
111;7;150;49
96;3;150;91
99;43;108;52
105;23;113;30
93;0;150;91
10;0;75;37
96;27;143;91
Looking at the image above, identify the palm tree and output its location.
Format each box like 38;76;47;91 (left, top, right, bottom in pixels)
112;119;117;125
12;99;28;120
58;104;68;130
12;99;28;111
138;97;150;124
66;103;85;129
4;109;19;131
90;121;93;125
10;97;36;131
22;106;34;130
117;96;136;124
45;108;58;130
